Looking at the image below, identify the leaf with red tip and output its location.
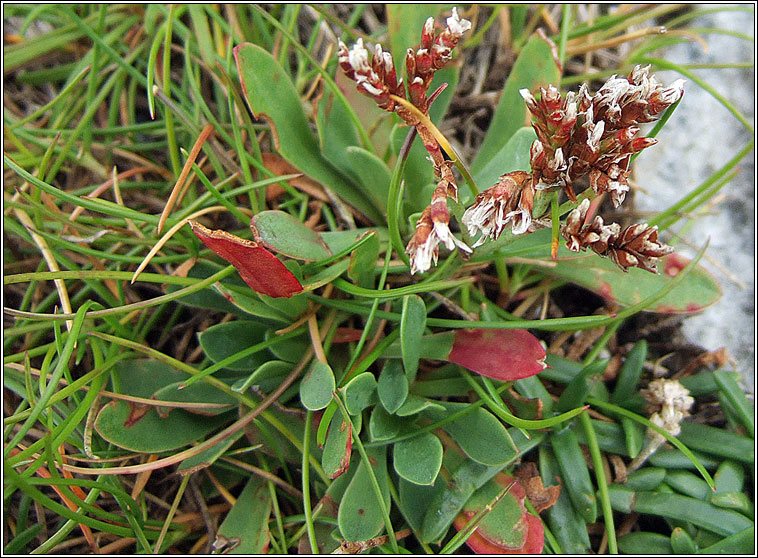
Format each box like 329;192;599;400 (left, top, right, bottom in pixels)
189;220;303;298
449;329;547;381
322;412;353;480
453;472;544;554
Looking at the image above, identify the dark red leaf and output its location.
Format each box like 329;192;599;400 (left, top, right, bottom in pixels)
449;329;546;381
189;220;303;298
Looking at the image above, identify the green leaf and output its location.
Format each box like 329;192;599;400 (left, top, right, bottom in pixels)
344;147;392;212
322;411;352;479
397;477;444;532
393;432;443;485
178;430;246;475
301;259;351;292
618;532;673;555
421;459;502;543
347;230;379;289
714;370;755;437
624;468;666;492
167;261;247;315
698;527;755;555
377;359;409;414
320;227;390;255
244;396;320;464
251;210;332;262
337;445;390;542
153;381;237;416
212;283;292;323
400;295;427;381
679;421;753;464
316;86;392;212
258;288;308;320
544;250;722;314
670;527;697;555
300;361;336;411
342;372;378;415
264;330;309;363
395;394;445;417
94;401;231;453
215;476;271;554
109;358;186;398
551;426;598;524
554;360;606;413
471;31;561;174
369;405;403;441
232;360;292;394
234;43;381;223
714;461;745;494
453;472;544;554
538;444;591;554
608;487;753;537
611;339;647;405
424;401;516;466
198;320;269;371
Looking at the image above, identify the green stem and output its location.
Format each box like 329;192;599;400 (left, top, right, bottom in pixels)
579;412;617;554
302;411;319;554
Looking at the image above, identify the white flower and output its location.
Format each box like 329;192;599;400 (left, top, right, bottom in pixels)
446;7;472;36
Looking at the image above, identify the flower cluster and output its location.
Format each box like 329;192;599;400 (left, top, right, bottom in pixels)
521;66;685;207
561;199;673;273
339;8;473;274
629;378;694;471
461;171;535;246
339;9;681;276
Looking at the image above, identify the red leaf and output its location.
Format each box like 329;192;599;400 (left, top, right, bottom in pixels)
453;473;544;554
189;220;303;298
449;329;546;381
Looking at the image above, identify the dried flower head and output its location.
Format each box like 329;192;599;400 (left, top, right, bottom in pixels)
642;378;695;415
406;205;471;275
339;8;471;117
522;66;684;206
406;8;471;112
462;171;535;246
561;198;673;273
338;38;405;112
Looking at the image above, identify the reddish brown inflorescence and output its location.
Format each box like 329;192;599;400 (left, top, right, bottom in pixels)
339;8;473;274
340;9;681;276
521;66;685;207
561;198;674;273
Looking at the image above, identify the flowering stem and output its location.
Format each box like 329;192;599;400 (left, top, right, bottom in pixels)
550;190;560;259
389;94;479;198
387;131;412;265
